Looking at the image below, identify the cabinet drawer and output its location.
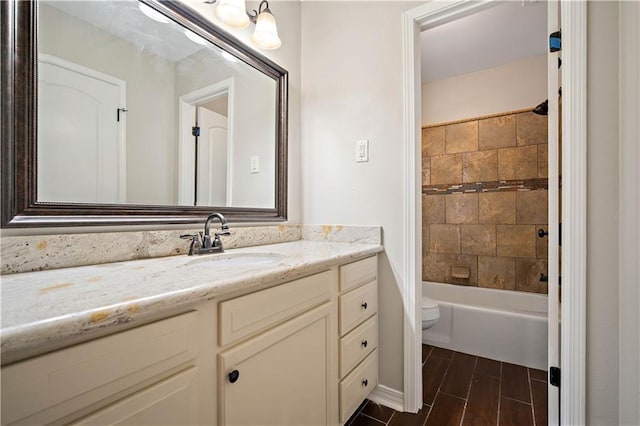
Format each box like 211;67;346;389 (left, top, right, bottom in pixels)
340;256;377;293
219;270;334;347
1;312;198;426
339;280;377;336
339;350;378;423
340;315;377;378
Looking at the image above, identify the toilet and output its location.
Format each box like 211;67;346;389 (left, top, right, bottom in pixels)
422;296;440;330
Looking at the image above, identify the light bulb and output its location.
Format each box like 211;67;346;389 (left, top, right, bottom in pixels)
215;0;250;28
138;3;170;24
251;8;281;50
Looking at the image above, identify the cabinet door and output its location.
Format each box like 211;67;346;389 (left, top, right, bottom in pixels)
219;302;336;426
72;368;200;426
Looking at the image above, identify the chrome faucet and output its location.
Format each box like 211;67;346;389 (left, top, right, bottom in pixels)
180;212;231;255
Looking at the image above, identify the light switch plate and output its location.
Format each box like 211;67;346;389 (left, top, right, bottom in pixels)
250;156;259;173
355;140;369;162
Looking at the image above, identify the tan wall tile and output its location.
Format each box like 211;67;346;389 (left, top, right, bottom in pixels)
516;112;548;146
431;154;463;185
516;190;548;224
478;256;516;290
538;144;548;178
423;194;445;224
536;225;548;259
498;145;538;180
446;121;478;154
423;252;446;282
479;192;516;224
496;225;536;257
463;150;498;183
461;225;496;256
479;115;516;150
515;258;548;293
423;253;478;286
446;193;479;224
429;224;460;254
423;126;445;157
422;226;430;278
422;156;430;185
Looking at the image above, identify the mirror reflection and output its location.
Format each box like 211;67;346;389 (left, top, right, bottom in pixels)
37;1;277;209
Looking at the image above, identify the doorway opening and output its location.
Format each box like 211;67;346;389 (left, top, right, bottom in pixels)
418;2;552;424
403;2;586;424
178;78;234;206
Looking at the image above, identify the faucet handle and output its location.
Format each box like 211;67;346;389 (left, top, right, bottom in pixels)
180;233;198;241
180;233;201;255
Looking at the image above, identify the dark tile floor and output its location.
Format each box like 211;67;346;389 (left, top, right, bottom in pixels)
346;344;548;426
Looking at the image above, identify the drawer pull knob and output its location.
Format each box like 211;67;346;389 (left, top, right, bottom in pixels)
228;369;240;383
362;340;368;348
362;379;369;387
361;302;368;310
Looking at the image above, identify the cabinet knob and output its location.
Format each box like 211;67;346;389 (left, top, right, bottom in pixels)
228;369;240;383
361;302;368;310
362;340;368;348
362;379;369;387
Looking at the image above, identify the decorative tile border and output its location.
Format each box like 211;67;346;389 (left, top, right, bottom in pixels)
423;178;549;195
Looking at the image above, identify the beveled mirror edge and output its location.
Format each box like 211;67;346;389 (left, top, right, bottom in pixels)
1;0;288;228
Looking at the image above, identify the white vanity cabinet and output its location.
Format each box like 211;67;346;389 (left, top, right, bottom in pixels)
1;306;217;426
0;253;379;426
338;257;379;423
216;270;339;426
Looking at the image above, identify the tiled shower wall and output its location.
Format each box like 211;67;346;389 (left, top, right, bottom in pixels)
422;110;549;294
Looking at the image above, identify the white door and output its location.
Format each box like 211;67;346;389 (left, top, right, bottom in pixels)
196;107;228;206
547;1;561;423
38;55;126;203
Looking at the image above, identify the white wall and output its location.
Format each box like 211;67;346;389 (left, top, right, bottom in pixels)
586;3;620;424
618;2;640;424
300;1;415;393
39;4;177;205
422;55;547;125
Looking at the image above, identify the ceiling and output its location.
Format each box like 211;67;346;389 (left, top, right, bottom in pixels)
421;1;547;83
44;1;206;63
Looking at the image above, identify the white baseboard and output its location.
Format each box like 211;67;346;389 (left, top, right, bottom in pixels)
367;385;404;412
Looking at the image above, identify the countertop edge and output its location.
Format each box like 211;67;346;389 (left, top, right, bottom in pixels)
1;242;383;365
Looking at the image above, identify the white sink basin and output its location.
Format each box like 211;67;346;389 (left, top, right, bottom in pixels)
185;252;285;267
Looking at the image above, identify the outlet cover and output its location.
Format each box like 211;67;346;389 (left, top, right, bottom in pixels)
355;140;369;162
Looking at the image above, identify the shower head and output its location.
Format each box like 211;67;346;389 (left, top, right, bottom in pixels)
533;99;548;116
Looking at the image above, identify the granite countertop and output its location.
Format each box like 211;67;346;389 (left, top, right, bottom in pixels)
1;240;383;365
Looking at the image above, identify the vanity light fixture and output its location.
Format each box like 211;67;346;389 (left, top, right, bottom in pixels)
184;29;209;45
206;0;281;50
138;2;170;23
221;51;240;63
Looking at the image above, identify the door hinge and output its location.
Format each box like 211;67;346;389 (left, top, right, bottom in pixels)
550;31;561;52
192;126;200;137
550;366;561;387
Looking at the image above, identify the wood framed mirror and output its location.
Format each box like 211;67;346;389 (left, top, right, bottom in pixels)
1;0;288;228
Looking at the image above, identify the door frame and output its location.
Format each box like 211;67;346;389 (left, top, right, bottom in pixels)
401;2;587;424
178;78;235;206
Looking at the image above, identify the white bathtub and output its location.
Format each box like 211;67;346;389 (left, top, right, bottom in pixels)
422;281;548;370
